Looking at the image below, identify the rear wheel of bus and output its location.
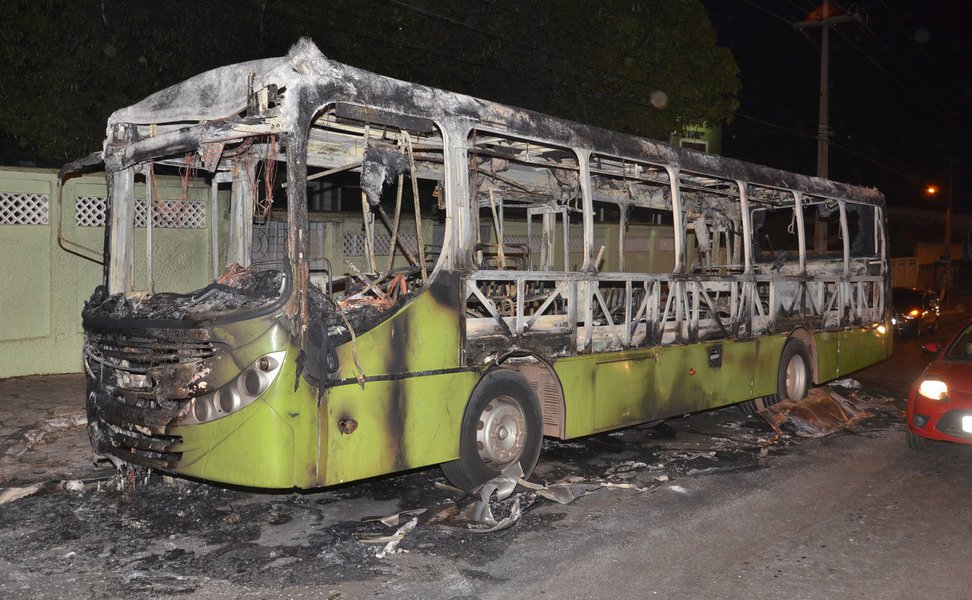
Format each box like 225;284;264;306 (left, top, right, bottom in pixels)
741;338;811;416
441;369;543;491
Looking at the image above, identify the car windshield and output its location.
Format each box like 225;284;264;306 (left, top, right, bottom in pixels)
893;289;922;308
945;324;972;360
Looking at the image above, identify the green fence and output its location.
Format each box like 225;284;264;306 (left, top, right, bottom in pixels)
0;167;217;378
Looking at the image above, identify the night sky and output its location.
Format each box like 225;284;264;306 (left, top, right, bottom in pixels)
704;0;972;210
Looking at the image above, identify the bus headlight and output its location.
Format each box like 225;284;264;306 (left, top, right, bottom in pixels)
182;351;286;424
917;379;948;401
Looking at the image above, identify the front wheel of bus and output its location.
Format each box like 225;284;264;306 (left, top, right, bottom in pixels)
441;369;543;492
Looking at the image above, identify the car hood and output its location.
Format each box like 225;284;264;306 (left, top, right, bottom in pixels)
922;359;972;394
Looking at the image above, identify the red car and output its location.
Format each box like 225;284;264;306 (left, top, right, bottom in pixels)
908;320;972;450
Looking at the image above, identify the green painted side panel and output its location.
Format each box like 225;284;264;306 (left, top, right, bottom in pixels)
811;327;891;383
652;343;726;416
557;336;789;438
323;371;477;485
172;356;309;488
813;331;841;382
593;357;653;430
554;355;598;438
318;280;473;485
838;327;893;376
750;335;788;397
331;285;461;382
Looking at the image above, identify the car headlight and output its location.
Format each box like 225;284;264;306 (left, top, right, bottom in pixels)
917;379;948;401
181;351;286;424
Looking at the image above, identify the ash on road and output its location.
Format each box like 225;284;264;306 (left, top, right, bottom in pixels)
1;316;969;600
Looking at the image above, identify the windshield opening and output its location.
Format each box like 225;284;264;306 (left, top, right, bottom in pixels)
85;133;290;323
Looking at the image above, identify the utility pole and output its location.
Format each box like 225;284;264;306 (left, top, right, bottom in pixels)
945;159;955;306
946;159;955;264
794;1;863;251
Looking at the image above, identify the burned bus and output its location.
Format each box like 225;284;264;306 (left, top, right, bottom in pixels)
69;39;891;491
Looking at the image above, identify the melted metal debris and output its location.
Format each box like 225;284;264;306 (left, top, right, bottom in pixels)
758;388;872;438
84;265;284;321
460;463;525;533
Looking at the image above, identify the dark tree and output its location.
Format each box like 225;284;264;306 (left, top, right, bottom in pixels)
0;0;738;164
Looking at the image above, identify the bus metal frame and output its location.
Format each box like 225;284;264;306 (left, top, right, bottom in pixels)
74;39;890;490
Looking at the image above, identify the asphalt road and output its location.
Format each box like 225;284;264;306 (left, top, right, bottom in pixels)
2;313;970;599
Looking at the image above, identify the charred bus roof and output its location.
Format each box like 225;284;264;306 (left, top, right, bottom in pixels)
99;38;883;208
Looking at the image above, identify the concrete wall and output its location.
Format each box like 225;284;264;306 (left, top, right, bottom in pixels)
0;167;217;379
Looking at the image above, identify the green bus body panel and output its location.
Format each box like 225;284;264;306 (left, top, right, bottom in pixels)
558;329;889;438
164;275;890;487
841;326;893;372
324;371;477;485
330;283;462;383
171;356;311;488
558;334;786;438
813;330;841;382
164;282;470;489
811;328;892;383
321;282;472;485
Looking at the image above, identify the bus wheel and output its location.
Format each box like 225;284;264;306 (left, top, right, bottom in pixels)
441;369;543;492
777;338;811;402
740;338;811;416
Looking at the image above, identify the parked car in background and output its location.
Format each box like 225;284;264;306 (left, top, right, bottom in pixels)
892;287;940;338
907;320;972;450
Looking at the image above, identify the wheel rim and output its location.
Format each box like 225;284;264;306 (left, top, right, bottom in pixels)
784;354;808;400
476;395;528;468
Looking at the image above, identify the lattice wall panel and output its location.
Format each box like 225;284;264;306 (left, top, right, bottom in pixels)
0;192;49;225
568;235;604;253
503;235;543;253
344;232;419;257
75;196;206;229
75;196;107;227
140;199;206;229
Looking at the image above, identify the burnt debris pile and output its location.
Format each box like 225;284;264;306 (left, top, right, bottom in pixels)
84;264;285;322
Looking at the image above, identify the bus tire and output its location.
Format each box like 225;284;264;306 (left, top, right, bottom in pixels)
776;337;811;402
740;338;811;416
441;369;543;492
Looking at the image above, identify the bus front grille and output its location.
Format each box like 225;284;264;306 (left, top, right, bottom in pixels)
96;420;184;469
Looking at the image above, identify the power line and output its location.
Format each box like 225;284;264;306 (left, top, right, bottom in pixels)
371;0;714;114
734;111;920;183
739;2;971;152
741;0;796;26
877;0;959;90
218;0;706;130
496;2;717;106
831;25;972;131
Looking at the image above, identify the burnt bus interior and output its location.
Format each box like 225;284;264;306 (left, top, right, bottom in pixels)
459;131;885;363
84;100;885;367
